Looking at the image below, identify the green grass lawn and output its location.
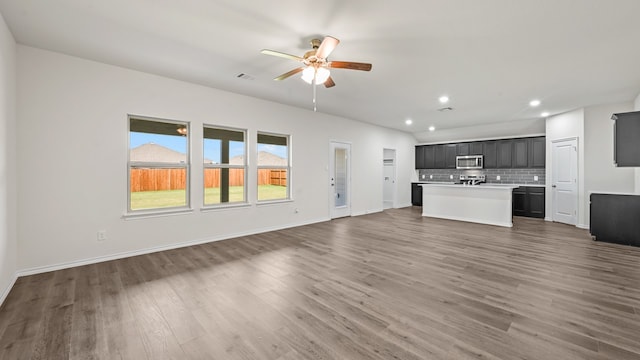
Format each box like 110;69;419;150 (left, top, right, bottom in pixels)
130;185;287;210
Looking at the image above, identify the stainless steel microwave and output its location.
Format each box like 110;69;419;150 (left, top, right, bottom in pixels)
456;155;483;169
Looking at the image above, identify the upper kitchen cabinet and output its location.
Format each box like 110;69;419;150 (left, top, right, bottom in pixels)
445;144;457;169
483;141;498;169
415;146;425;169
512;138;528;168
434;144;446;169
457;143;469;156
528;137;546;168
612;111;640;167
423;145;435;168
497;140;513;168
469;142;483;155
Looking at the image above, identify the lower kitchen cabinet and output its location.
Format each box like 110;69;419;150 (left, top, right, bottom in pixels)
590;193;640;247
512;186;545;218
411;183;423;206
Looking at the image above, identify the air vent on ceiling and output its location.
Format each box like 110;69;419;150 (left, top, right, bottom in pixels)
236;73;255;80
437;107;454;112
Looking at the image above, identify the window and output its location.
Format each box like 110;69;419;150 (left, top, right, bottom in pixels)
257;132;290;201
128;116;189;212
203;126;247;206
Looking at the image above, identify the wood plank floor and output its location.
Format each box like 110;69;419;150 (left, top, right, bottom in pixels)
2;207;640;359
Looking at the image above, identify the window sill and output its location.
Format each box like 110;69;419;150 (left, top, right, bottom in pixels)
122;208;194;220
200;203;252;212
256;199;294;206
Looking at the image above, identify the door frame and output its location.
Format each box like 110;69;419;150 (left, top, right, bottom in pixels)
383;148;397;210
329;141;352;219
551;137;579;225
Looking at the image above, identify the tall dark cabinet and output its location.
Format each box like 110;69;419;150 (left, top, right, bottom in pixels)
612;111;640;167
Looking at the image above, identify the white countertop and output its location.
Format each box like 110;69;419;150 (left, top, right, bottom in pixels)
419;183;520;190
414;181;545;188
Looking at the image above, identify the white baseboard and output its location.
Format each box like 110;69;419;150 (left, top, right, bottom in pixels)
396;203;413;208
17;217;330;277
0;273;18;307
577;223;589;230
544;217;552;222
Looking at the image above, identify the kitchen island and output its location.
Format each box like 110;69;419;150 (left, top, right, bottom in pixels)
420;183;519;227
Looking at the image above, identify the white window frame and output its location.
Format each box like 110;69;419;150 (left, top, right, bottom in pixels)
127;115;191;215
202;125;248;208
257;132;291;203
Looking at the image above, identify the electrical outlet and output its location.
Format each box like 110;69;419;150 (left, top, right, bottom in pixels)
496;175;501;181
534;175;539;181
449;175;453;180
430;175;433;179
421;174;425;179
97;230;107;241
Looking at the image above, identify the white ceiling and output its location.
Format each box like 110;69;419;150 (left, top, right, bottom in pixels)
2;0;640;140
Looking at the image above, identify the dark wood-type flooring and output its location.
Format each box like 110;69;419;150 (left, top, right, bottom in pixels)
1;207;640;359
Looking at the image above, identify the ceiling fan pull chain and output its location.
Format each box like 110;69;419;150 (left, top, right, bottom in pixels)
313;73;317;112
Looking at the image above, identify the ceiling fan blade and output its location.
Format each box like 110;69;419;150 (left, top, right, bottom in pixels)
315;36;340;59
324;76;336;88
329;61;372;71
261;49;303;62
274;67;304;81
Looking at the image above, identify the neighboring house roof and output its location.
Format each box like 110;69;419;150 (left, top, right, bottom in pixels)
131;143;286;165
230;152;287;166
130;143;187;163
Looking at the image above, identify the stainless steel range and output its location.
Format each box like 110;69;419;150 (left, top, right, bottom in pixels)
459;174;486;185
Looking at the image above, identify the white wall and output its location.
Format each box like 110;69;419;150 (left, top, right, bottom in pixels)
0;12;17;304
545;109;585;227
584;102;635;222
16;46;416;272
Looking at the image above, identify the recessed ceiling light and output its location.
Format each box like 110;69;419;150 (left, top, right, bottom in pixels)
405;119;413;125
428;126;435;132
439;96;449;104
529;99;541;107
541;112;550;117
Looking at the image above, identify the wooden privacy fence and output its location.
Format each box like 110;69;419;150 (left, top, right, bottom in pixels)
130;168;287;192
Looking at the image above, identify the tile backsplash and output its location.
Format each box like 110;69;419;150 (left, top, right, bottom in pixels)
418;168;545;185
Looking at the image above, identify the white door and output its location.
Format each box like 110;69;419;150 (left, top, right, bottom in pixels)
383;149;396;209
330;142;351;219
552;139;578;225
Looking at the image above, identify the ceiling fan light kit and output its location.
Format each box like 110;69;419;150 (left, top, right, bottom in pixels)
261;35;372;110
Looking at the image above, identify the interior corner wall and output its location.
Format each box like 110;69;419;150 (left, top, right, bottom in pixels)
16;45;416;272
0;12;17;304
584;102;635;224
545;108;585;227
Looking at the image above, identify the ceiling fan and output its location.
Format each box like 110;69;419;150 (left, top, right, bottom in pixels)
261;36;372;111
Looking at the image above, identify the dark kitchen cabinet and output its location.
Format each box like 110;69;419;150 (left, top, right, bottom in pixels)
512;187;527;216
469;142;483;155
497;140;513;168
512;138;529;168
483;141;498;169
612;111;640;167
434;145;446;169
423;145;435;169
457;143;469;156
590;193;640;247
528;137;546;168
445;144;457;169
411;183;423;206
512;186;545;218
415;146;424;169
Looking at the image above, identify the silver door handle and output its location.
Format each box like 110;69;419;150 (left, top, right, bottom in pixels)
552;185;557;188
